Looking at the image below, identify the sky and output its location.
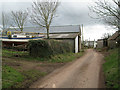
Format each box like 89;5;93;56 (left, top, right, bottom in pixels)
0;0;117;41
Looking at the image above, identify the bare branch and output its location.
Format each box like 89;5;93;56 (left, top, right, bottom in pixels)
30;0;60;38
11;10;29;32
1;12;11;31
89;0;120;30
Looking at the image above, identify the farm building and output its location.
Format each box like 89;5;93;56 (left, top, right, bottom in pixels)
2;25;82;53
84;41;97;48
108;31;119;49
97;39;108;49
44;33;80;53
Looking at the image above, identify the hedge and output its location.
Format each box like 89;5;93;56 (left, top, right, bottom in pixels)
28;39;72;57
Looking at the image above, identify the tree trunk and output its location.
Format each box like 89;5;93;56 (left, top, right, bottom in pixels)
47;26;49;39
20;27;23;32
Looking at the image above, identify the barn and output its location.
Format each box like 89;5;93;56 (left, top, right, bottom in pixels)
45;33;80;53
97;39;108;49
108;31;119;49
3;25;82;53
43;25;82;53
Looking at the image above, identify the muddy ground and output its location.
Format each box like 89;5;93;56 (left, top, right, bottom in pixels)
30;49;105;88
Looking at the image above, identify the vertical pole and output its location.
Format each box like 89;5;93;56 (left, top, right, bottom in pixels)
94;39;95;48
82;24;84;51
89;38;90;48
82;24;84;43
79;25;81;52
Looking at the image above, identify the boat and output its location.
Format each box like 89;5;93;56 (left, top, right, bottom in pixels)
11;33;33;39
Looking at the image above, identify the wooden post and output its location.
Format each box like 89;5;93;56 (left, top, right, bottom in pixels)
89;38;90;48
82;24;84;51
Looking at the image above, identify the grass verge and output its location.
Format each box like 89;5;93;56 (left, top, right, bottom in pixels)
49;52;83;63
2;49;84;63
2;65;24;88
2;65;47;88
103;48;119;88
14;70;47;88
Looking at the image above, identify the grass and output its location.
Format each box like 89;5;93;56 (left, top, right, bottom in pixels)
2;49;84;63
14;70;47;88
2;65;24;88
2;49;28;58
103;48;119;88
49;52;83;63
2;65;47;88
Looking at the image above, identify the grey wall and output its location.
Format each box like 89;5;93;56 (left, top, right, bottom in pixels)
97;40;103;49
52;39;75;53
108;40;117;49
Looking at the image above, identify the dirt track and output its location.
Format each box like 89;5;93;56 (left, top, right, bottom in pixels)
30;49;105;88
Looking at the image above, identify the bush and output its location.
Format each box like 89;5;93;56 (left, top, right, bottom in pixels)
28;39;72;57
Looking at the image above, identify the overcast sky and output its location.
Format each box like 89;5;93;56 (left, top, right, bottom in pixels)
0;0;117;41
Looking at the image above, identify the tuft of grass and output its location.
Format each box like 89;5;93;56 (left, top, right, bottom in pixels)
2;65;24;88
103;48;119;88
49;52;83;63
14;70;47;88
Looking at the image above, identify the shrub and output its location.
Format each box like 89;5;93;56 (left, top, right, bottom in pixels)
28;39;72;57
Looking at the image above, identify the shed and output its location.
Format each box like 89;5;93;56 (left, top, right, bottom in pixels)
44;33;80;53
108;31;119;49
97;39;108;49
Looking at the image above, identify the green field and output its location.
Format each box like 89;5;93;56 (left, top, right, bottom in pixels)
103;48;119;88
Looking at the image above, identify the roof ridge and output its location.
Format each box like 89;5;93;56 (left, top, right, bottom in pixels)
50;25;80;27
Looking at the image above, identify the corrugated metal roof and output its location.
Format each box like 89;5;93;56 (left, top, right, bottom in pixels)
9;25;80;33
44;33;79;39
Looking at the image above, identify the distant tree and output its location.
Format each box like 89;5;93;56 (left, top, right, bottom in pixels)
11;10;28;32
30;0;59;39
89;0;120;30
101;33;112;39
0;12;10;31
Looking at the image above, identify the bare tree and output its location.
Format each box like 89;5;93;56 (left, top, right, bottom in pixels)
101;33;112;39
89;0;120;30
11;10;28;32
30;0;59;39
0;12;10;31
